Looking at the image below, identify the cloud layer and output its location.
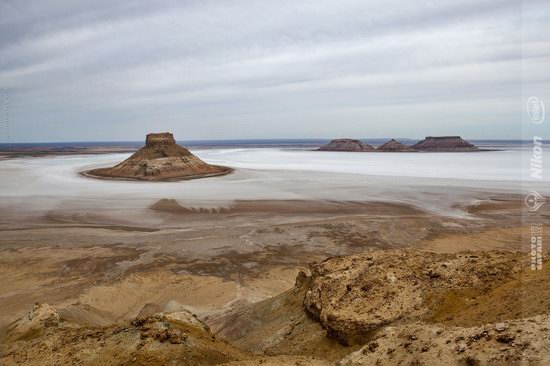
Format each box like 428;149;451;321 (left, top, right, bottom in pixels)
0;0;549;141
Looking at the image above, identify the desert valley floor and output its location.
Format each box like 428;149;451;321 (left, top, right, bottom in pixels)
0;147;549;365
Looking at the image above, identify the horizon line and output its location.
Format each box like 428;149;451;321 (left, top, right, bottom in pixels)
0;137;544;145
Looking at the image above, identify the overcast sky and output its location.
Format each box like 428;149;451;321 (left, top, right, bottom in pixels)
0;0;549;142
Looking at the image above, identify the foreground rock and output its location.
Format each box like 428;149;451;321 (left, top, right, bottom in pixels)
4;303;60;342
82;132;232;181
303;250;523;345
209;272;354;362
376;139;417;152
4;249;548;365
318;139;375;152
219;356;332;366
1;303;331;366
1;304;247;365
339;315;550;366
412;136;479;151
215;249;550;365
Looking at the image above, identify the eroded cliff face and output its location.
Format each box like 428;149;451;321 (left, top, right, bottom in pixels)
318;139;375;152
412;136;479;151
302;250;523;345
144;132;177;147
83;133;232;181
214;249;550;365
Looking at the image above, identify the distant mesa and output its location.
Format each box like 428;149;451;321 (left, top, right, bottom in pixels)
82;132;232;181
376;139;417;152
411;136;479;152
318;138;375;152
319;136;479;152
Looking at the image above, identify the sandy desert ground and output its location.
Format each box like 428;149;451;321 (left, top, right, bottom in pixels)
0;147;548;364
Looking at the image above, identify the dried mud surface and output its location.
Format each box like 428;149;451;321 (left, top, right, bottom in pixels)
0;196;548;365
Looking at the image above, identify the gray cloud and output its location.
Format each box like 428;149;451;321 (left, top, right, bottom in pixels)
0;0;549;142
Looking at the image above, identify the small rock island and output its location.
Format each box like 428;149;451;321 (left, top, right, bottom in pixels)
319;136;479;152
412;136;479;151
82;133;232;181
376;139;417;152
318;138;375;152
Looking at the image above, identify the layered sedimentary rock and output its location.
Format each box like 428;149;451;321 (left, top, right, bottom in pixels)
302;250;523;345
83;133;232;181
317;139;375;152
376;139;416;152
215;248;549;365
411;136;479;151
1;302;331;366
1;303;248;365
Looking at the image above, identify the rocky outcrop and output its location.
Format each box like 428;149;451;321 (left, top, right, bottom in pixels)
303;250;523;345
82;133;232;181
214;248;549;364
209;273;353;362
0;303;247;366
5;303;60;342
0;302;331;366
318;139;375;152
376;139;417;152
412;136;479;151
338;315;550;366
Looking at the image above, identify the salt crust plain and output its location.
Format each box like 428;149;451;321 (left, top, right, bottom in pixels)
0;147;548;218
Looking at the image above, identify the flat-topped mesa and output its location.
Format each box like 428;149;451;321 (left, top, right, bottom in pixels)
318;138;375;152
82;132;232;181
145;132;176;147
376;139;417;152
411;136;479;152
